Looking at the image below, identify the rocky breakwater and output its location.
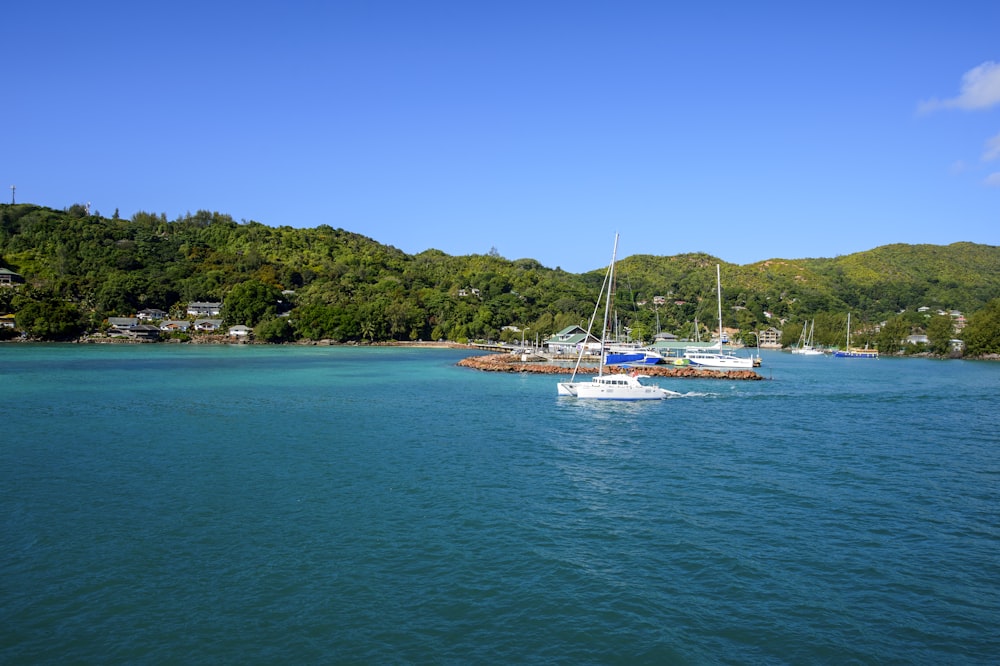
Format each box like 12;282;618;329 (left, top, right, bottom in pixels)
457;355;763;380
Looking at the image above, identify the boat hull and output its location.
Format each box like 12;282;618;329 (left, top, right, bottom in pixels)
605;352;645;365
606;351;664;366
833;350;878;358
683;351;755;369
792;347;825;356
560;373;669;400
556;382;578;396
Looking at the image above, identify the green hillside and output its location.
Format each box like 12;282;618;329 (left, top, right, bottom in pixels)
1;203;998;352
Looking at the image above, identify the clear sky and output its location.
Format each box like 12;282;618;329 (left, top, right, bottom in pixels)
5;1;999;273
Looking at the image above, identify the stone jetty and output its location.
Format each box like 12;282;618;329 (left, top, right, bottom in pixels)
457;354;763;380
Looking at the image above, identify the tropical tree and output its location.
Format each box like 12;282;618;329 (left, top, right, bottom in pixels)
222;279;282;327
961;298;1000;356
15;298;84;339
925;314;955;355
254;316;296;343
359;319;376;342
293;303;338;340
876;316;909;354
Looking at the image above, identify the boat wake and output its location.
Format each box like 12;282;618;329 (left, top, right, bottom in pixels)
664;390;718;399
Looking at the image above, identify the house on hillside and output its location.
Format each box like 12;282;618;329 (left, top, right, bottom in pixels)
187;302;222;317
137;308;167;321
107;317;139;336
758;327;783;348
194;318;223;332
228;325;252;340
0;268;25;286
127;324;162;341
160;320;191;333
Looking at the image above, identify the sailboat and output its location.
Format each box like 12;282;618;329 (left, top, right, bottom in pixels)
682;265;755;370
833;312;879;358
791;319;824;355
557;235;675;400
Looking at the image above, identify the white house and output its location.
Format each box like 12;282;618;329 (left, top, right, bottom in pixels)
107;317;138;336
160;320;191;332
137;308;167;321
194;318;223;332
187;302;222;317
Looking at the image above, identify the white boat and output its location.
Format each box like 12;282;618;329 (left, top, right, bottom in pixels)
683;265;755;370
557;369;675;399
791;320;824;355
557;235;675;400
833;312;879;358
683;346;755;369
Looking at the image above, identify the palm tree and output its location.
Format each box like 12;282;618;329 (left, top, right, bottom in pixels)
360;319;376;342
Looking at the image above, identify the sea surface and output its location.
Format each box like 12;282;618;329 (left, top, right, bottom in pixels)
2;344;998;664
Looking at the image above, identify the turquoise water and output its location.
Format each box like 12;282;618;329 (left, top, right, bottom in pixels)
2;345;998;664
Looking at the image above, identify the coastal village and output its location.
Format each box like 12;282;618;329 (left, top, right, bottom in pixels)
1;263;975;382
0;249;984;370
0;264;971;355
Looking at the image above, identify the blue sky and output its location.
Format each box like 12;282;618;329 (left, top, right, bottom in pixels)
5;1;998;273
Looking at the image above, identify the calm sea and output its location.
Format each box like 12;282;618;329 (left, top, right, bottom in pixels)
2;344;998;664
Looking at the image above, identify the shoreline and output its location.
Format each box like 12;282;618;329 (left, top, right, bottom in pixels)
2;336;996;362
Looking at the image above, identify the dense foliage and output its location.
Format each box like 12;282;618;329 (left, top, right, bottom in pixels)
2;203;998;353
960;298;1000;356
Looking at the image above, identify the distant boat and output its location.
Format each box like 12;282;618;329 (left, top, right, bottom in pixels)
683;347;756;369
557;235;676;400
791;320;824;356
604;344;665;366
833;313;879;358
604;349;646;365
683;265;755;370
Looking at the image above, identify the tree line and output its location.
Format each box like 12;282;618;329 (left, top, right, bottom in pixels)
2;203;999;355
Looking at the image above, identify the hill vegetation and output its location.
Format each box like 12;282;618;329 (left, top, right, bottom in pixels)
2;203;999;355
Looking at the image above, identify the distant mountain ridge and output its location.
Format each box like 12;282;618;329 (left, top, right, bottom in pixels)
616;241;999;316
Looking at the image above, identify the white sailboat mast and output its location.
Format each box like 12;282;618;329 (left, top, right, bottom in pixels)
599;234;620;378
716;264;723;347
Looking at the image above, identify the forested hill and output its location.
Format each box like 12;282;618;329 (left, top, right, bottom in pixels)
1;203;998;349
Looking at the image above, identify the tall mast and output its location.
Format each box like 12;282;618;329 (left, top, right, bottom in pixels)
599;234;619;377
716;264;723;347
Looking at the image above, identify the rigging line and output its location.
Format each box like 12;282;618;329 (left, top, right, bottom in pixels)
568;246;614;381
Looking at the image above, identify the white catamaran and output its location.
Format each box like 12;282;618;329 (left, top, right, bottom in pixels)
557;235;676;400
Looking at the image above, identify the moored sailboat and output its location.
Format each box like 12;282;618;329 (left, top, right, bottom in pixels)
791;319;825;356
833;312;879;358
683;265;755;370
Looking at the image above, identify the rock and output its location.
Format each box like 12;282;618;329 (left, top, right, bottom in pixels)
456;355;763;380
